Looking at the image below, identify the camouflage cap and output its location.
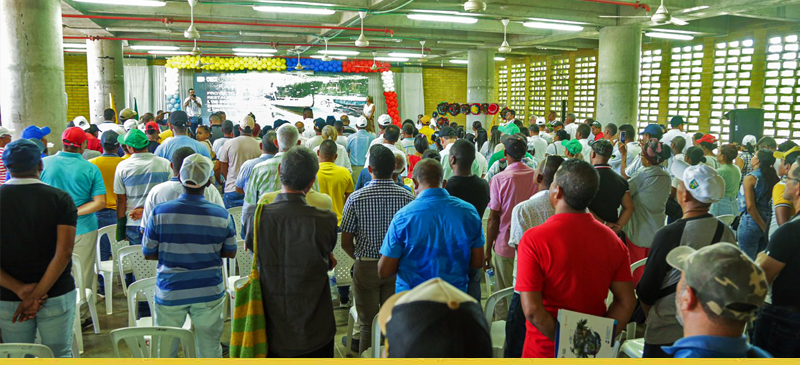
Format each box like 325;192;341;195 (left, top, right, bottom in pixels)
666;242;768;321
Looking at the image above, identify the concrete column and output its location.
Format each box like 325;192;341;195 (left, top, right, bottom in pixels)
87;39;124;124
597;24;642;127
0;0;66;141
467;50;495;128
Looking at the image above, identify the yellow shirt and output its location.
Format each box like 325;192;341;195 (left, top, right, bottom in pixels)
159;129;173;141
121;154;131;160
258;189;333;211
89;154;124;210
773;182;795;213
419;125;435;144
316;162;354;224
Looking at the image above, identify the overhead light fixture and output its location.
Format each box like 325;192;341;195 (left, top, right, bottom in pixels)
498;19;512;53
681;5;709;13
234;53;274;57
130;45;180;51
375;57;408;62
148;50;191;55
407;14;479;24
63;43;87;49
319;50;360;56
527;17;587;25
494;57;505;61
252;6;335;15
65;49;87;53
437;40;484;46
388;52;424;58
523;21;584;32
255;1;334;6
106;27;171;34
449;59;469;64
355;11;369;47
409;9;478;17
232;48;278;53
645;32;694;41
239;31;298;38
535;45;578;51
311;55;347;60
649;28;702;35
75;0;166;6
349;36;401;43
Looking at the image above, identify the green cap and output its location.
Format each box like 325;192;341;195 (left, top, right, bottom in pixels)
118;129;150;149
561;139;583;155
498;123;520;136
666;242;768;321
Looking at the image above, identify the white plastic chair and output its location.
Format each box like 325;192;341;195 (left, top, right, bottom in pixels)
117;246;157;285
484;287;514;358
619;338;644;358
631;258;648;273
95;224;131;314
717;214;735;226
227;208;243;276
225;243;253;320
71;254;100;354
332;234;355;287
345;306;359;357
126;277;191;330
361;314;383;358
227;276;251;329
110;327;196;358
0;343;54;358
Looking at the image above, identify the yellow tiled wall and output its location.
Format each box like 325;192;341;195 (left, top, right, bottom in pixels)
64;54;89;122
423;67;467;125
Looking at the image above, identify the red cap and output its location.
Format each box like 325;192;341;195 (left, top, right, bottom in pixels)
696;134;718;146
62;127;88;147
145;121;159;134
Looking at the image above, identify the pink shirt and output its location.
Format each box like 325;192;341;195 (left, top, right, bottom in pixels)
489;162;538;258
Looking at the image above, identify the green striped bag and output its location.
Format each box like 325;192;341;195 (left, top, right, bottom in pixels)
230;203;268;358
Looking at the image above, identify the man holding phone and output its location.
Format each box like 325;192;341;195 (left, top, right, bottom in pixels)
609;124;641;175
183;88;203;134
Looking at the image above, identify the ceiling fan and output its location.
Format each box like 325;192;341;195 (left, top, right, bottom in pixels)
418;40;428;62
599;0;689;26
190;40;214;68
433;0;488;13
320;38;332;61
355;12;369;47
184;0;201;39
353;52;379;70
292;50;306;70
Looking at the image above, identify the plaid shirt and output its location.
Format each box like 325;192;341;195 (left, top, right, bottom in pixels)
341;179;414;259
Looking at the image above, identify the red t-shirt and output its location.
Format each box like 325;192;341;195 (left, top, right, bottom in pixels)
408;154;421;178
594;132;605;141
515;212;632;358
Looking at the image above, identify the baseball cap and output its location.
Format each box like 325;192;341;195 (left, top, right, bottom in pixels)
551;121;564;128
498;123;520;136
118;129;149;149
355;116;368;128
239;116;255;131
145;121;160;134
123;119;137;132
502;134;527;159
666;242;768;321
101;130;120;146
536;118;546;126
696;134;718;145
2;139;43;172
377;278;492;358
0;126;11;137
439;127;457;138
169;111;189;127
590;139;613;157
314;118;326;131
669;115;686;128
62;127;87;148
73;116;91;131
420;115;431;125
774;145;800;159
21;125;51;140
639;124;663;138
378;114;393;127
325;115;336;126
670;159;725;203
590;121;602;128
742;134;757;147
561;139;583;156
180;153;213;188
119;108;136;121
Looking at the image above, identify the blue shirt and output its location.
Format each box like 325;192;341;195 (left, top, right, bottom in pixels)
154;135;212;161
235;153;273;191
142;194;237;306
346;130;375;166
379;188;485;292
41;151;106;235
662;335;771;358
355;167;407;191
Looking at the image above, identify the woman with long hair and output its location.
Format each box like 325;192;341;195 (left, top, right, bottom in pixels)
476;128;488;152
734;135;756;181
737;149;780;259
362;96;375;133
710;144;742;216
481;126;501;158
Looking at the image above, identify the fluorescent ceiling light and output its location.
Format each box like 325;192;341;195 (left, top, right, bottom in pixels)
254;1;334;6
407;14;478;24
65;49;87;53
527;17;588;25
375;57;408;62
75;0;166;6
449;59;469;64
523;21;584;32
681;5;709;13
63;43;87;49
239;31;299;37
348;36;402;43
148;50;191;55
648;28;702;35
234;53;274;57
645;32;694;41
106;27;172;34
494;57;505;61
252;6;335;15
535;45;578;51
311;55;347;60
319;50;360;56
409;9;479;17
130;45;180;51
232;48;278;53
388;52;424;58
437;40;484;46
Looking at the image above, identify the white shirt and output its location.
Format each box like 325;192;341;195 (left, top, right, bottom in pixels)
313;143;352;172
96;121;126;140
474;151;489;178
336;135;349;149
212;137;231;158
609;142;641;175
527;135;548;165
305;135;324;150
564;122;579;139
660;128;688;148
545;142;567;157
113;153;172;226
363;103;375;118
140;178;225;230
365;137;405;161
578;138;592;163
508;190;554;291
540;132;553;145
184;96;202;117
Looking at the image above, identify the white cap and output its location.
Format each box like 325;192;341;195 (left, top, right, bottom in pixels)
239;116;255;131
123;119;137;132
73;116;90;131
742;135;757;147
670;160;725;204
536;118;546;126
0;126;11;137
378;114;392;127
355;116;368;128
179;153;213;188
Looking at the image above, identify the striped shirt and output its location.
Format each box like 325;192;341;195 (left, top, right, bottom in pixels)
341;179;414;258
235;153;274;192
243;152;319;220
113;153;171;227
0;147;6;185
142;194;237;306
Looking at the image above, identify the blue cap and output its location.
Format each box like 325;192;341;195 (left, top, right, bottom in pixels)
314;118;326;131
669;116;685;127
21;125;51;140
325;116;336;126
639;124;663;137
2;139;43;172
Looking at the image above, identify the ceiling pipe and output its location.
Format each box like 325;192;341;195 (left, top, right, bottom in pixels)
576;0;651;13
62;14;394;35
65;35;430;51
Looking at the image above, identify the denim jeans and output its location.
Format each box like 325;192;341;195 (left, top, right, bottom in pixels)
737;214;767;260
126;226;150;318
753;304;800;358
0;290;77;358
504;292;526;358
189;116;201;135
709;196;737;217
223;191;244;209
154;296;225;358
467;268;482;303
96;208;117;293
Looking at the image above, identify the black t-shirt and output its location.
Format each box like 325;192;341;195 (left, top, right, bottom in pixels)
210;124;224;144
147;140;160;154
0;181;78;301
766;214;800;306
445;175;490;217
588;164;629;223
